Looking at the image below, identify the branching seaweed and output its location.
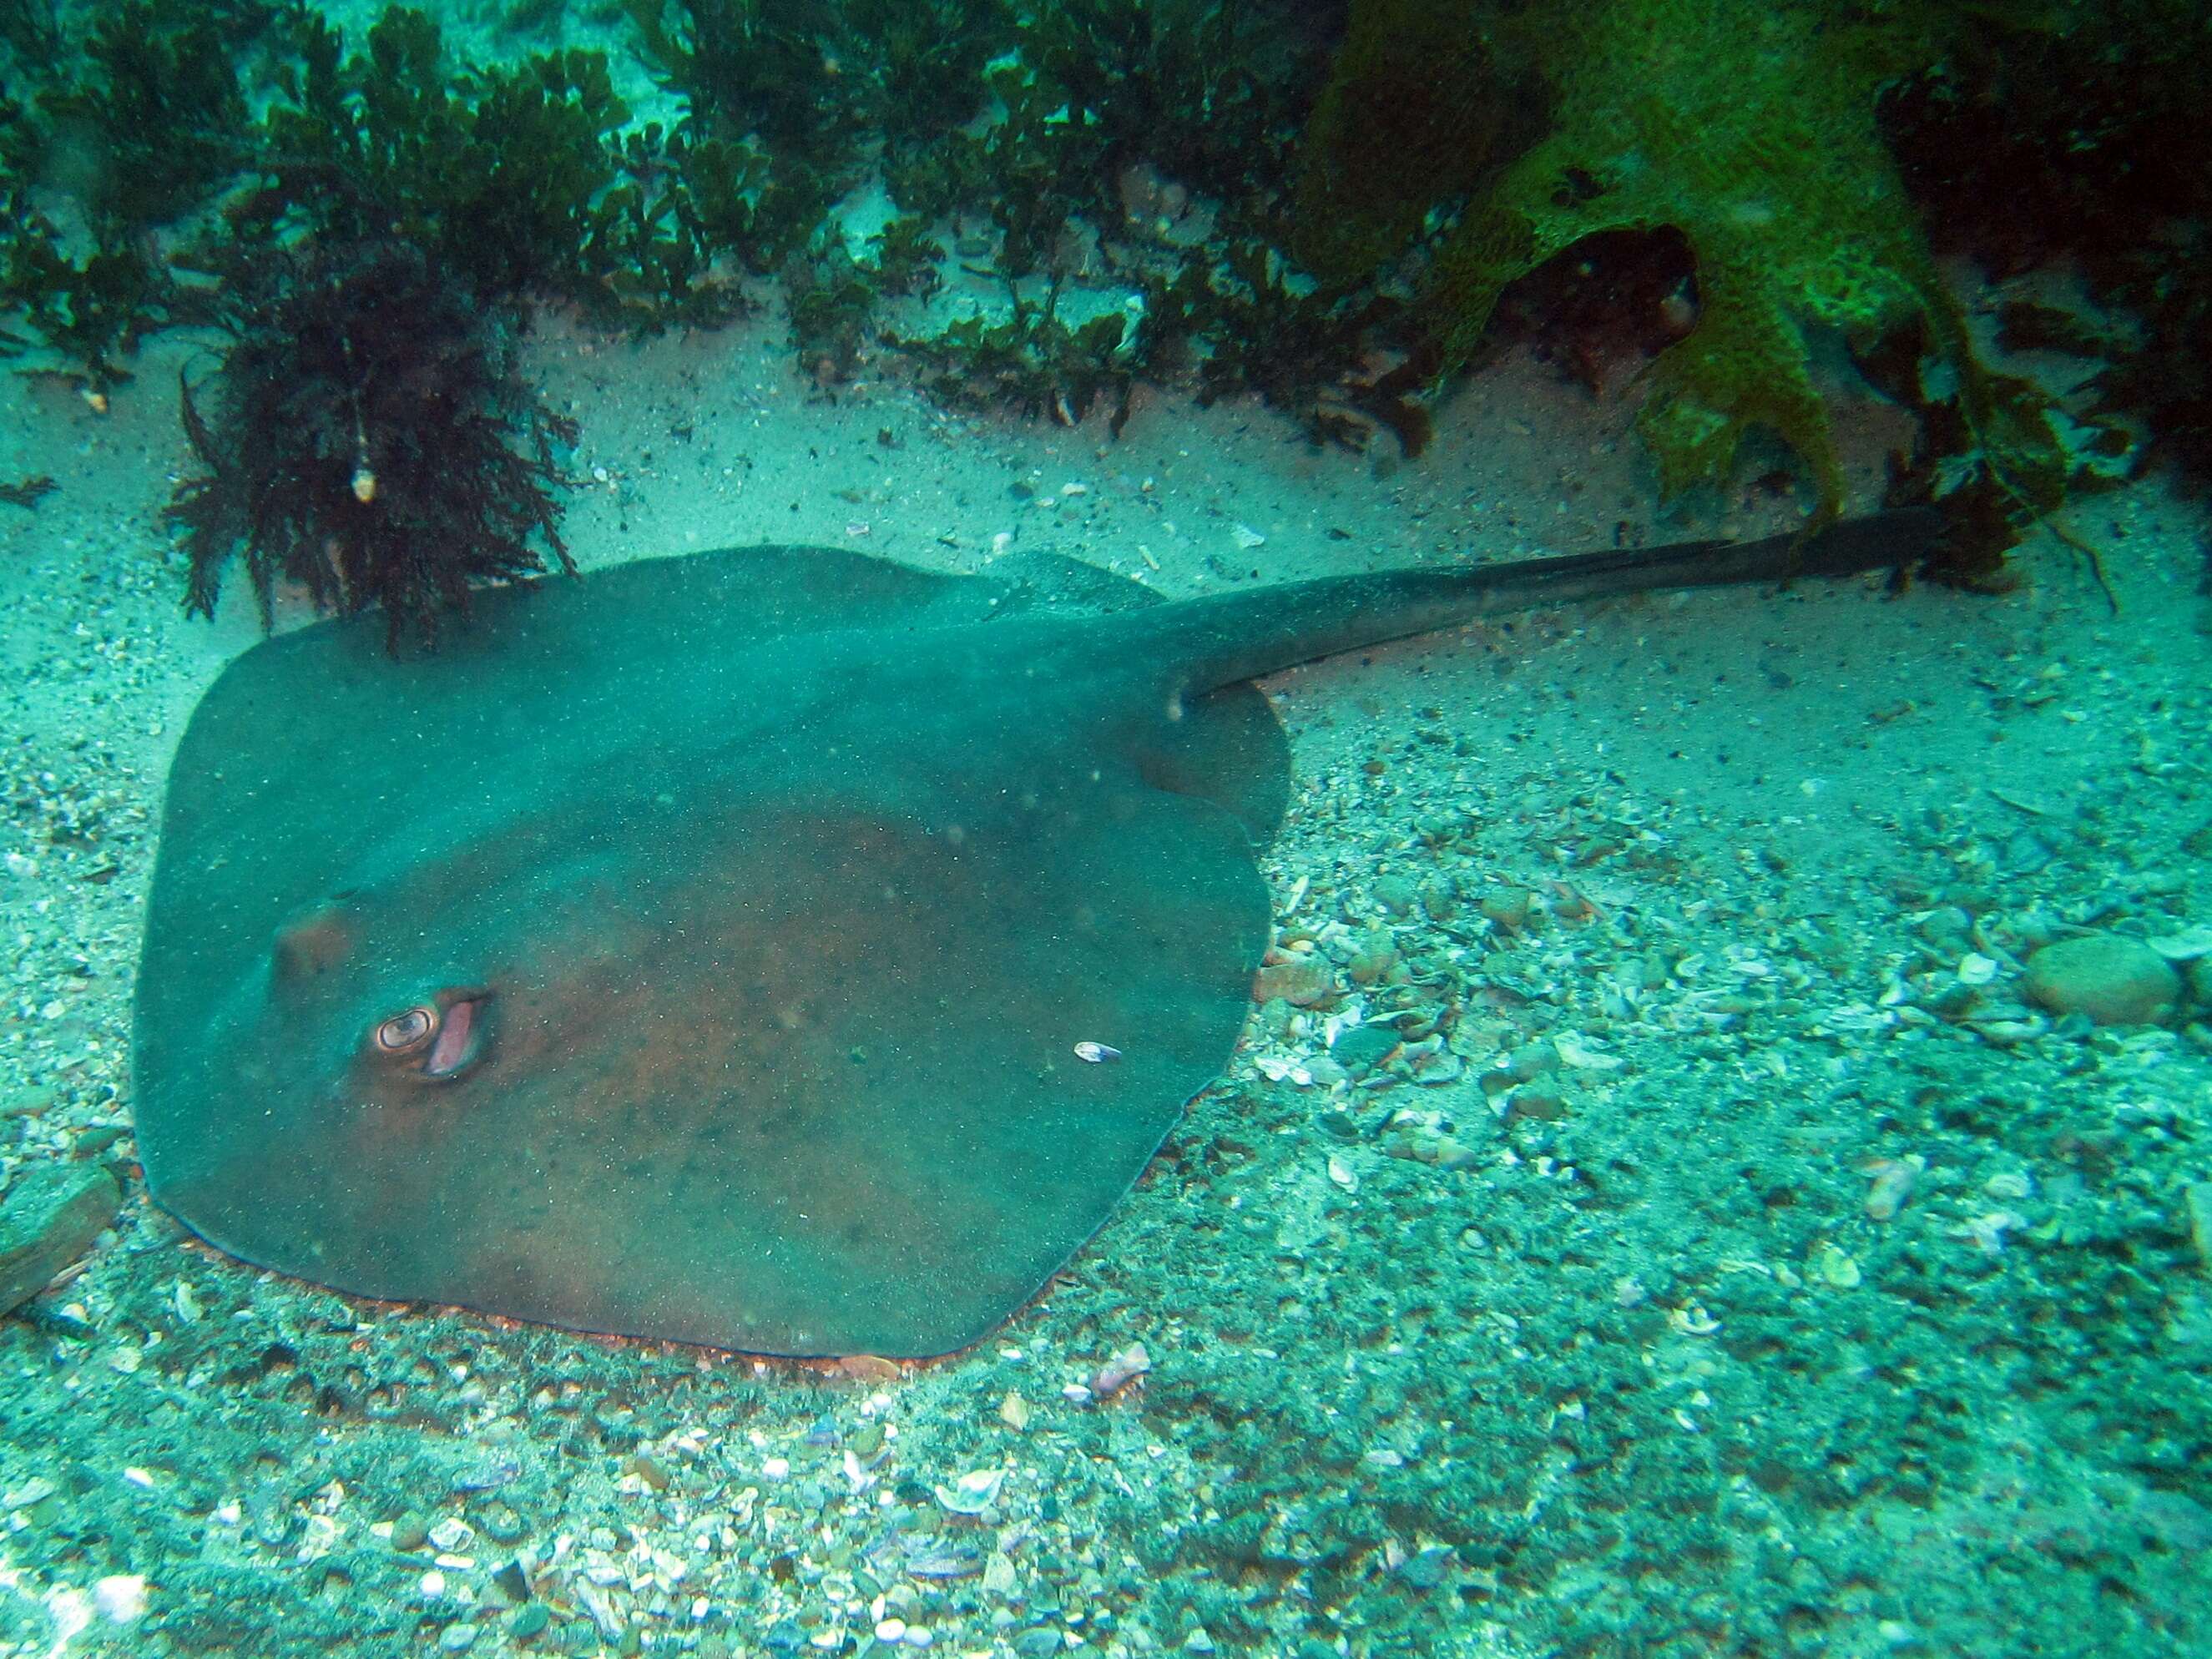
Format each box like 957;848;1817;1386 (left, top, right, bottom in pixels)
251;8;653;313
169;240;575;653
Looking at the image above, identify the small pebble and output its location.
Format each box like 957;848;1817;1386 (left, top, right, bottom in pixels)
1862;1157;1922;1222
1346;945;1398;986
1916;905;1974;955
1506;1081;1567;1122
477;1502;527;1546
1432;1136;1479;1171
1812;1243;1861;1288
440;1624;479;1653
93;1575;147;1624
509;1604;551;1641
2148;923;2212;961
1399;1546;1456;1589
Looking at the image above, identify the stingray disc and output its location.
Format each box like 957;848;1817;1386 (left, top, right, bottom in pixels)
134;547;1281;1356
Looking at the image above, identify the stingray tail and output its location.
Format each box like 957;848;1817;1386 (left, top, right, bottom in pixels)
1141;508;1942;697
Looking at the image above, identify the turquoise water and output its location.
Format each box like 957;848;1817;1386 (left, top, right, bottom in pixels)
3;3;2209;1656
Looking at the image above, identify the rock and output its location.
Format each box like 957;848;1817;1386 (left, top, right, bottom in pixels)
1478;887;1532;930
0;1086;55;1121
1399;1545;1457;1589
1346;942;1399;986
1252;958;1333;1006
0;1162;120;1316
2023;934;2182;1026
2186;1182;2212;1277
1505;1041;1559;1082
1330;1024;1401;1075
1506;1081;1567;1122
1373;875;1421;916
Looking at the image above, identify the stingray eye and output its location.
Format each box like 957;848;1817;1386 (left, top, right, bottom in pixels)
375;1007;436;1052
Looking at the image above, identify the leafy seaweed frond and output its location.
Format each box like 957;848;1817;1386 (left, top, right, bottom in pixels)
899;275;1135;433
0;215;164;390
38;0;258;230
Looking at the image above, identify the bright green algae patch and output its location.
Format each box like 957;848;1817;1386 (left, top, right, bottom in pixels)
1299;0;2068;526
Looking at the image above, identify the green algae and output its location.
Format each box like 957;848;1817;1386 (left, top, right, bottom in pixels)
1296;0;2070;537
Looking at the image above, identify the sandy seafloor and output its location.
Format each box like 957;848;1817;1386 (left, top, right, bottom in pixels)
3;265;2212;1659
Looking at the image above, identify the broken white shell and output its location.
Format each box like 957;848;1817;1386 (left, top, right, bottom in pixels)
2148;925;2212;962
932;1468;1006;1515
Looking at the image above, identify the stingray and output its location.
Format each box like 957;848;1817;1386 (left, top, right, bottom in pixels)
133;510;1935;1357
